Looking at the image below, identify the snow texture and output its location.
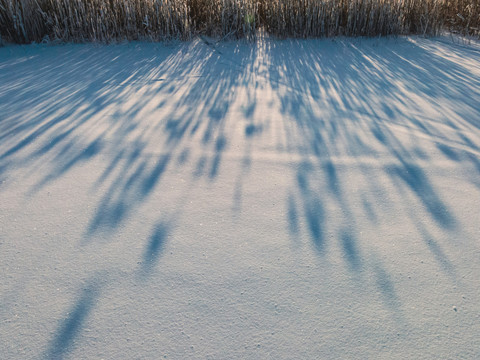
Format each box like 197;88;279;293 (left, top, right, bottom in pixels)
0;36;480;359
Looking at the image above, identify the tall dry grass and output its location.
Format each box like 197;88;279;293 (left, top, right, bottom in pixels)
0;0;478;43
258;0;445;37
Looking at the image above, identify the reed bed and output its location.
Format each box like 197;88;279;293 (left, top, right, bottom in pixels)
0;0;478;43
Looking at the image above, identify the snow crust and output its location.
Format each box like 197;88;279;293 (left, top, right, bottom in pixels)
1;37;479;359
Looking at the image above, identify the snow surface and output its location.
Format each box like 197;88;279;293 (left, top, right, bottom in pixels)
0;36;479;359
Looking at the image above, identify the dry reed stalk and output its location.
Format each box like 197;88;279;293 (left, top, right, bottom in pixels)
0;0;478;43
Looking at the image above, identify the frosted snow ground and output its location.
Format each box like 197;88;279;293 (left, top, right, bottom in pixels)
0;36;479;359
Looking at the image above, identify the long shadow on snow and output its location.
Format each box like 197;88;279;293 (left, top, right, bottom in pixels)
265;38;479;317
138;220;172;278
0;45;174;192
44;281;100;360
0;41;257;237
269;37;475;235
0;44;192;236
1;40;478;311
